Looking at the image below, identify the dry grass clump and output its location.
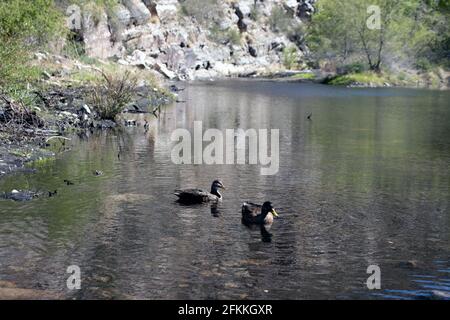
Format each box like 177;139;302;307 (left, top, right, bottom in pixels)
90;70;138;120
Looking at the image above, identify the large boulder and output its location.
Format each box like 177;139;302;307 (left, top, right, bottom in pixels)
164;45;186;72
234;0;254;18
111;3;132;27
285;0;299;10
153;62;177;79
215;3;239;30
123;0;151;25
123;24;164;52
127;49;153;68
82;6;121;58
154;0;179;21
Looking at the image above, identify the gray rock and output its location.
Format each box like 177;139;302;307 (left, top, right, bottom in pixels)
112;4;132;26
82;6;120;58
72;0;315;79
155;0;179;21
153;62;177;80
235;1;252;17
1;190;40;202
122;0;151;25
249;45;257;58
128;49;150;68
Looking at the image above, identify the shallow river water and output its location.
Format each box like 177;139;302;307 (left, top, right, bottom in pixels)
0;80;449;299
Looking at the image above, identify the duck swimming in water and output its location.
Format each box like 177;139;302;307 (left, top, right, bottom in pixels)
93;170;103;176
174;180;225;204
242;201;279;225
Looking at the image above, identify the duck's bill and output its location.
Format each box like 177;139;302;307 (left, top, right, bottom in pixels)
271;209;279;217
220;184;226;189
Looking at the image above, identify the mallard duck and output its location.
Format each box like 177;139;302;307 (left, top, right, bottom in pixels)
242;201;279;225
48;190;58;197
174;180;225;204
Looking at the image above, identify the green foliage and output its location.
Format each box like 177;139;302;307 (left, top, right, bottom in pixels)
290;73;316;80
0;0;66;97
412;1;450;67
415;58;433;71
0;0;65;43
268;7;292;33
338;62;367;74
250;4;261;21
209;26;241;45
179;0;221;24
268;7;305;47
227;28;242;46
309;0;449;72
62;37;86;58
66;0;119;10
282;46;299;70
0;42;39;91
328;72;386;86
326;69;444;88
62;37;102;66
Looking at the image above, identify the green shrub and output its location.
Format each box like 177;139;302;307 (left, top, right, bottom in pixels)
0;0;66;96
180;0;220;24
209;25;241;46
328;72;385;86
0;0;65;44
415;58;433;72
282;46;299;70
398;72;407;81
227;28;241;46
291;73;315;80
268;7;291;33
338;62;367;75
250;5;260;21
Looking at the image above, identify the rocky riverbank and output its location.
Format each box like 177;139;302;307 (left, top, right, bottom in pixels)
2;0;448;182
66;0;449;89
64;0;316;81
0;52;174;181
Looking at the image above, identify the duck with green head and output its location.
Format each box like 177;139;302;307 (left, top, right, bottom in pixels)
241;201;279;225
174;180;226;204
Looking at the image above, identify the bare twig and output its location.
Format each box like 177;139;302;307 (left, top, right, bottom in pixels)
45;136;71;143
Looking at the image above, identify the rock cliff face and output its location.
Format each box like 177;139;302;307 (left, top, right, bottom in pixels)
69;0;316;80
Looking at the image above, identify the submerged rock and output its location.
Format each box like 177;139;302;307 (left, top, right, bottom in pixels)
1;190;40;202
